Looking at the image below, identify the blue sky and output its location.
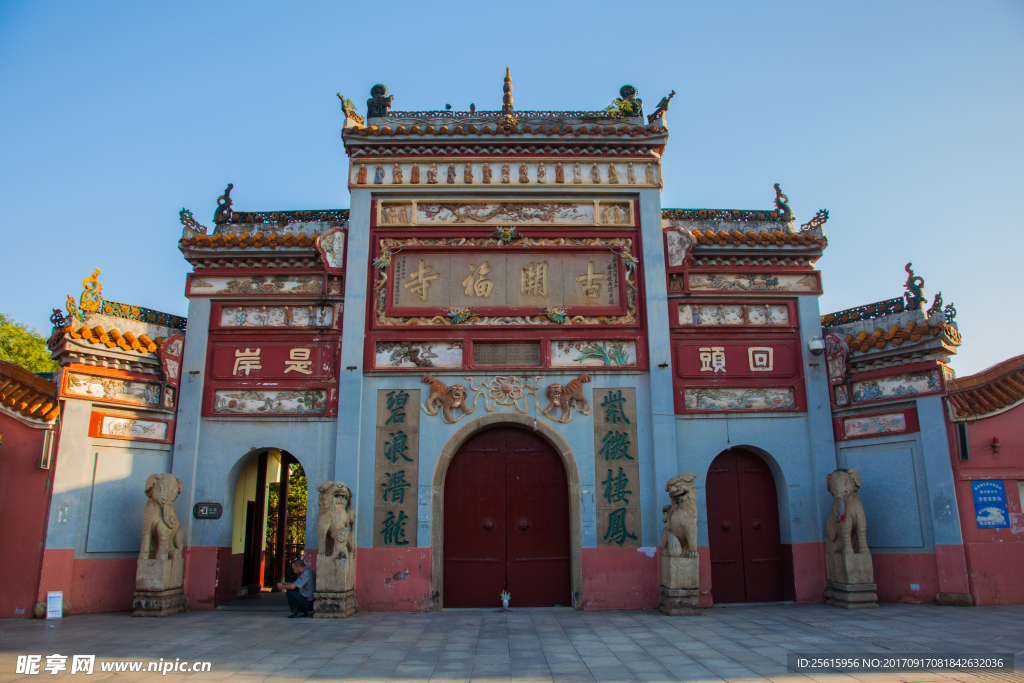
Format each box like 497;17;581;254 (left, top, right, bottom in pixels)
1;1;1021;376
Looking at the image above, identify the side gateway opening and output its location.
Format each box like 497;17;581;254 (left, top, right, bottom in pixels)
230;449;307;597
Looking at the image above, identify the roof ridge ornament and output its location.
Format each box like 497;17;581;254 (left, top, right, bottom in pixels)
773;183;793;222
213;184;233;224
367;84;394;118
337;93;365;127
501;67;516;125
647;90;675;124
904;262;926;310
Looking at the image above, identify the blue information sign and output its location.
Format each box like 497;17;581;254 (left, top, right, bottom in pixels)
972;480;1009;529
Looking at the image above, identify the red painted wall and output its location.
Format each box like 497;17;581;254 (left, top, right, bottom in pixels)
356;547;431;611
0;415;52;618
871;553;940;603
950;402;1024;604
37;551;135;614
184;546;234;609
791;542;826;603
581;547;659;610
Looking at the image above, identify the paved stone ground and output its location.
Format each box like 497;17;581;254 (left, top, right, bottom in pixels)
1;604;1022;683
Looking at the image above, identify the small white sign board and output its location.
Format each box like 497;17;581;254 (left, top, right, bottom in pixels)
46;591;63;619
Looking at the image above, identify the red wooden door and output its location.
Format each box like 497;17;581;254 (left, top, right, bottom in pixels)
443;427;571;608
705;449;783;603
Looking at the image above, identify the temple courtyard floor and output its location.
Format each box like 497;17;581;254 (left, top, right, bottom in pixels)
1;603;1022;683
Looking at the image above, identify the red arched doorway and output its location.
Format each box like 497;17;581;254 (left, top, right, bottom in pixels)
706;448;784;603
443;427;571;608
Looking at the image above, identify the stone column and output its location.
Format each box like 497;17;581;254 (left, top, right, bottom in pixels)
824;468;878;608
659;473;701;616
312;481;357;618
133;473;188;616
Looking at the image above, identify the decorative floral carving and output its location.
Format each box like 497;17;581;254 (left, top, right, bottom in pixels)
466;375;541;414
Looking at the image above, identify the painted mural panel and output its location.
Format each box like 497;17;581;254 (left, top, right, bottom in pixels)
684;387;796;411
551;341;637;368
374;341;463;369
373;389;420;548
678;303;789;326
843;413;907;438
417;202;594;226
220;305;333;328
593;388;641;548
188;274;323;296
850;369;941;403
211;389;327;414
64;372;162;407
688;273;818;293
100;416;168;440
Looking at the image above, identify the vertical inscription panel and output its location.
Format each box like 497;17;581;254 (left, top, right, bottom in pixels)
593;387;641;548
373;389;420;548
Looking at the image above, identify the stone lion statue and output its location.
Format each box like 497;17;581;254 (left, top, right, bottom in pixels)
140;473;184;560
316;481;355;560
662;473;698;558
422;375;473;423
825;468;868;555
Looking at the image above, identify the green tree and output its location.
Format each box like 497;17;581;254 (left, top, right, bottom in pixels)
266;462;308;580
0;313;57;373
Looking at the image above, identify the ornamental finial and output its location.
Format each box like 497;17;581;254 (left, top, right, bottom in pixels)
904;263;926;310
501;67;515;124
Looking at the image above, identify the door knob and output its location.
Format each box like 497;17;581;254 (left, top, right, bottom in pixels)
517;518;532;534
752;519;762;532
482;518;496;533
720;520;731;532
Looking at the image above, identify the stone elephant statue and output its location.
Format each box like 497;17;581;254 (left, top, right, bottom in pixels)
825;468;868;555
140;473;184;560
316;481;355;560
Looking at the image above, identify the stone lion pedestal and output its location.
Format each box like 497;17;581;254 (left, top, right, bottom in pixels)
312;480;358;618
659;556;700;616
313;554;357;618
824;468;877;609
658;473;701;616
133;473;188;617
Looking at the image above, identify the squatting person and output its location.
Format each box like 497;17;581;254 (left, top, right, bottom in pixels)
276;559;315;617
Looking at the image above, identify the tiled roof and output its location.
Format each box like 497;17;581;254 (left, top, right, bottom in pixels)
0;360;59;422
843;320;961;353
821;297;906;327
65;325;163;354
947;355;1024;420
689;228;826;248
348;122;665;138
180;232;319;249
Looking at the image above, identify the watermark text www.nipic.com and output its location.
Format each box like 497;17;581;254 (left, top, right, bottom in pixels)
16;655;213;675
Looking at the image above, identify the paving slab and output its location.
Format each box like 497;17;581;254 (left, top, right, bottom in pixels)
1;605;1023;683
